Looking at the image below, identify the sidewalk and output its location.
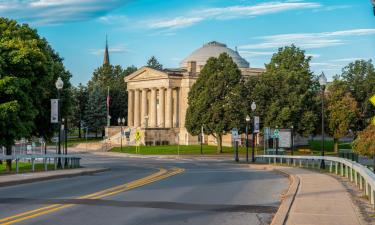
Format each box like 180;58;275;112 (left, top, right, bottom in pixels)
274;166;363;225
0;167;108;187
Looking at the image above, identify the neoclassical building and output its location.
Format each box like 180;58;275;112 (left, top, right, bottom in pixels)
109;41;265;146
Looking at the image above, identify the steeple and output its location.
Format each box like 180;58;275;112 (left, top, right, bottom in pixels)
103;35;110;65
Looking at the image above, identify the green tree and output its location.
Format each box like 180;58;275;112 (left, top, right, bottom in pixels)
352;125;375;157
71;83;88;138
185;53;245;153
0;18;72;170
245;45;319;136
87;64;136;126
84;86;107;137
341;60;375;133
326;80;359;152
146;56;163;70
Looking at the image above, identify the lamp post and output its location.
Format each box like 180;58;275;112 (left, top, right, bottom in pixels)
55;77;63;168
291;125;294;156
118;117;125;152
245;115;250;162
144;115;149;129
319;72;327;169
251;102;256;162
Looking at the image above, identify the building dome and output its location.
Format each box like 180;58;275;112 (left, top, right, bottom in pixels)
180;41;249;69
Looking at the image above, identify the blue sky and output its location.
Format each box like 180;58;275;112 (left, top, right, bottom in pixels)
1;0;375;85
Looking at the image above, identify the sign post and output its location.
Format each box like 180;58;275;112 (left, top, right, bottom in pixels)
274;128;280;155
231;128;239;162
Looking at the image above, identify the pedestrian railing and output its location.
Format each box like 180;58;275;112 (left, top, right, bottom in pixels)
0;154;81;173
256;155;375;208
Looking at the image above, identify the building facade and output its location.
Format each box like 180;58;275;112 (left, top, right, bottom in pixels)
110;41;265;146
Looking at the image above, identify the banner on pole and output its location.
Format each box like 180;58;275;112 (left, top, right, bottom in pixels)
254;116;260;133
51;99;58;123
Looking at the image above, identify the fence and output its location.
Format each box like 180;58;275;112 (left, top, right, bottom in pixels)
0;154;81;173
256;155;375;208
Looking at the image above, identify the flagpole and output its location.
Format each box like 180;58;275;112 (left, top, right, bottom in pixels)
107;86;110;127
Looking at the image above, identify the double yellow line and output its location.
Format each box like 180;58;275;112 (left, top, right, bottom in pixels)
0;167;184;225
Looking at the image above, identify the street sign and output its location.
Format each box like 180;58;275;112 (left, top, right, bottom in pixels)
273;129;280;138
279;129;292;148
50;99;58;123
370;94;375;125
231;128;239;140
254;116;260;133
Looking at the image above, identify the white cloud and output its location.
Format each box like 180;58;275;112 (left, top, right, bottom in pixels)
330;58;364;62
0;0;131;25
239;28;375;50
144;1;321;30
238;50;274;57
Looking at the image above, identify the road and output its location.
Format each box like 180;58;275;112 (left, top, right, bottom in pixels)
0;154;288;225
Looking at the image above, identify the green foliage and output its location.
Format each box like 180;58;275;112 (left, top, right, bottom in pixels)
185;53;245;153
353;125;375;157
146;56;163;70
84;86;107;135
87;64;136;126
245;45;319;136
0;18;72;170
340;60;375;132
326;79;359;152
71;83;88;138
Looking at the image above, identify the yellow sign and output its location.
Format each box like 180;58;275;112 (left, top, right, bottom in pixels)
371;95;375;125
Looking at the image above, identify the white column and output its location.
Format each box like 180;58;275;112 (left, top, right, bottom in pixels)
159;88;165;128
165;88;173;128
150;88;157;127
141;89;148;127
127;89;134;127
134;89;140;127
173;88;179;127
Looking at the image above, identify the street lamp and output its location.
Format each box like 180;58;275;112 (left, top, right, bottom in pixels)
319;72;327;169
251;102;256;162
55;77;63;168
118;117;125;152
291;125;294;156
144;115;149;128
245;115;250;162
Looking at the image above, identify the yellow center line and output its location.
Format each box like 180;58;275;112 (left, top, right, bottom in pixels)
0;167;184;225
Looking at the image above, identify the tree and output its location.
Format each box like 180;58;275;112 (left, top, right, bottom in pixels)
87;64;136;126
341;60;375;133
146;56;163;70
326;80;359;152
0;18;72;170
71;84;88;138
84;86;107;137
352;125;375;158
185;53;245;153
245;45;319;137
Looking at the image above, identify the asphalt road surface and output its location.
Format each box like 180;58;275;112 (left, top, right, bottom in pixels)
0;154;288;225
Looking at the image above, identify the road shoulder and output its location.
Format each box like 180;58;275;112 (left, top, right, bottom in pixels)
0;167;109;187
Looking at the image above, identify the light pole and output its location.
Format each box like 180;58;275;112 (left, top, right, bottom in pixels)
319;72;327;169
55;77;63;168
245;115;250;162
144;115;149;129
251;102;256;162
291;125;294;156
118;117;125;152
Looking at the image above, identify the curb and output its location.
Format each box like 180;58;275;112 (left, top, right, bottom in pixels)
0;168;110;187
249;165;300;225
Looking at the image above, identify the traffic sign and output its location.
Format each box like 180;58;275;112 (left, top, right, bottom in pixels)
231;128;239;140
273;129;280;138
370;95;375;125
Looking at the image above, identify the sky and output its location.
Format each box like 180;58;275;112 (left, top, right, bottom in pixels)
1;0;375;85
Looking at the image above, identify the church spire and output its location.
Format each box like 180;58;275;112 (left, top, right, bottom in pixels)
103;35;110;65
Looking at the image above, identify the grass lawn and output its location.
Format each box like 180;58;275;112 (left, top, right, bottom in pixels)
65;137;102;147
112;145;264;155
307;140;352;152
0;161;55;174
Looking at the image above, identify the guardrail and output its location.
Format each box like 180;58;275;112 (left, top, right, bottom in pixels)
0;154;81;173
256;155;375;208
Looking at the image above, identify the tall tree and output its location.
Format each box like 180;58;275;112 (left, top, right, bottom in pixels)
71;83;88;138
84;86;107;137
146;56;163;70
341;60;375;133
326;80;359;152
245;45;319;137
0;18;72;170
185;53;245;153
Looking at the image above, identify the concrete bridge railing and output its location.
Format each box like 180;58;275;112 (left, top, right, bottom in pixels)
0;154;81;173
256;155;375;208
